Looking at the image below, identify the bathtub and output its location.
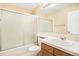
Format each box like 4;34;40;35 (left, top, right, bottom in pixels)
0;43;40;56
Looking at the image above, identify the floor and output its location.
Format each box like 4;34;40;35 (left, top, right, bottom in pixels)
0;49;40;56
0;44;41;56
16;50;40;56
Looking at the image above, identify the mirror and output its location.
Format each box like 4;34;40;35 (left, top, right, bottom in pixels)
68;11;79;35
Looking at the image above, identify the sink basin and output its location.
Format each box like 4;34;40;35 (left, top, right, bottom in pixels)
40;36;79;55
46;37;79;47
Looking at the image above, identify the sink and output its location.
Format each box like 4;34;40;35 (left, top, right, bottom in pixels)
39;35;79;49
46;37;79;47
39;36;79;55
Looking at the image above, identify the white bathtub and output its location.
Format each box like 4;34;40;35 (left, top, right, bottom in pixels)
0;43;40;56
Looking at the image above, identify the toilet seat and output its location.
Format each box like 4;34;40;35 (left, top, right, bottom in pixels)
29;45;40;52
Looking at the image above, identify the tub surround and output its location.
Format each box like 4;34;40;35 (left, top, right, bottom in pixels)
38;33;79;56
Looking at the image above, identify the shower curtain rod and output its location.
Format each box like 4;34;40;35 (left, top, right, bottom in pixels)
0;9;29;15
0;9;51;20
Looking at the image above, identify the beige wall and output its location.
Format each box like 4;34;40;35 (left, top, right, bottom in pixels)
50;4;79;34
35;4;79;41
0;3;32;14
35;4;79;33
1;3;79;41
0;3;2;8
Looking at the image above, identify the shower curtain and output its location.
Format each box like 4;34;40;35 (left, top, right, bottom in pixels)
0;9;53;51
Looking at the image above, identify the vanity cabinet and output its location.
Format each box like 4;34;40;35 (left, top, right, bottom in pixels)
41;43;54;56
41;43;73;56
54;48;72;56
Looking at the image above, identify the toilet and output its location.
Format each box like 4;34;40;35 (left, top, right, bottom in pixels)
28;37;41;55
28;45;40;55
29;45;40;51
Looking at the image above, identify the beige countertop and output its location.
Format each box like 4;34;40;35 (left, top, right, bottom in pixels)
37;33;79;56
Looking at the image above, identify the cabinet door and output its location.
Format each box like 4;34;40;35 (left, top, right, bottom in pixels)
1;10;24;50
42;50;53;56
54;48;72;56
42;43;53;54
41;43;54;56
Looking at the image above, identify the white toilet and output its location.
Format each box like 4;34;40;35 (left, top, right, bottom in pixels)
28;37;41;55
29;45;40;51
28;45;40;55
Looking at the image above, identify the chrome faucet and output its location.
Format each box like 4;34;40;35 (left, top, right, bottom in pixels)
60;37;66;40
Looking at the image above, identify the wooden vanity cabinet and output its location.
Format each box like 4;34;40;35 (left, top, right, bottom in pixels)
41;43;54;56
41;43;73;56
42;50;53;56
54;48;73;56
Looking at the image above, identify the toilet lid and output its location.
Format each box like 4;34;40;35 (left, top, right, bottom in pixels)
29;46;40;51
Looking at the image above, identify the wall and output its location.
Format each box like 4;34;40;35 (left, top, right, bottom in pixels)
0;4;2;8
0;3;32;14
35;4;79;33
35;4;79;41
33;10;52;19
50;4;79;33
1;3;79;41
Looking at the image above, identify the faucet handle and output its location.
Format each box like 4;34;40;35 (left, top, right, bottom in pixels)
60;37;66;40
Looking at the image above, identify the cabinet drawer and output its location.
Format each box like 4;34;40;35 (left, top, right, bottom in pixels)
42;43;53;54
54;48;72;56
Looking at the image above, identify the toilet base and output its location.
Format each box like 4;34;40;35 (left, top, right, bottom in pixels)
28;45;41;55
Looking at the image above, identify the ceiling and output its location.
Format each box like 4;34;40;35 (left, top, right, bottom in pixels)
40;3;72;13
13;3;41;10
13;3;73;14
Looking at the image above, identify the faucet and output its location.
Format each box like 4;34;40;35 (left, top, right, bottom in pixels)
60;36;66;40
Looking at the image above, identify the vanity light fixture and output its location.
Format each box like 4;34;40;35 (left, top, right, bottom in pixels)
41;3;52;8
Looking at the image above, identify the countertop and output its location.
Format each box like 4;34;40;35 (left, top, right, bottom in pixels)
37;33;79;56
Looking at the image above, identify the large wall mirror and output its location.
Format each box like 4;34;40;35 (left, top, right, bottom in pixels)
68;11;79;35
